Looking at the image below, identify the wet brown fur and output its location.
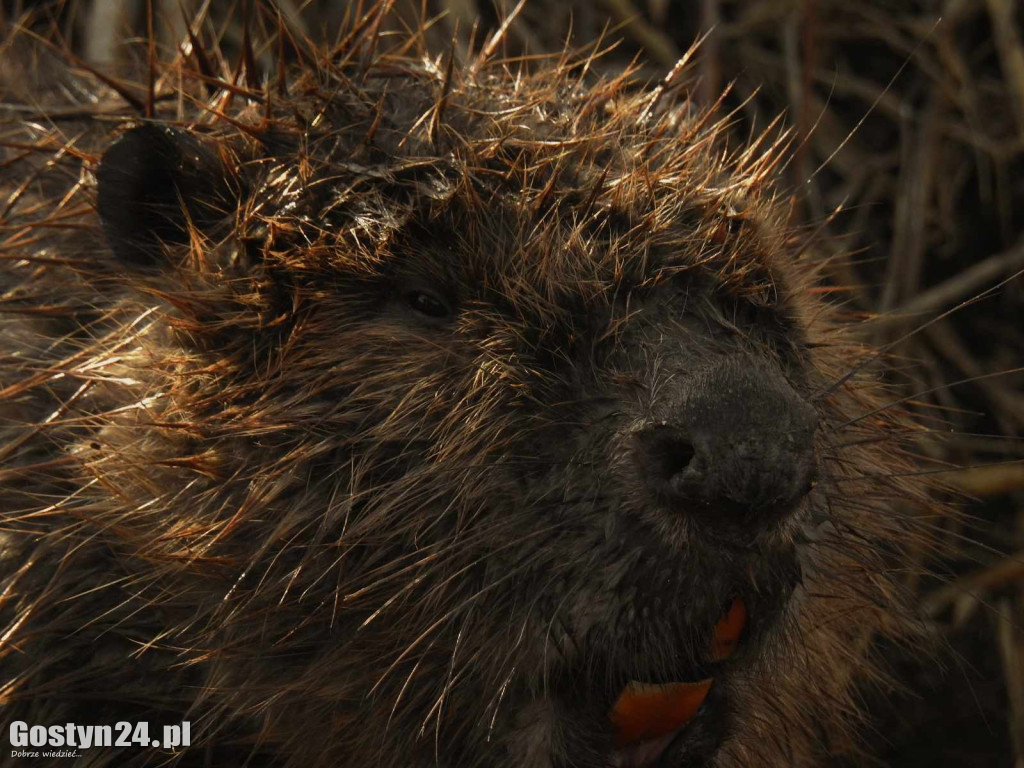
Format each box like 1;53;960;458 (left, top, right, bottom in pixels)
0;4;937;767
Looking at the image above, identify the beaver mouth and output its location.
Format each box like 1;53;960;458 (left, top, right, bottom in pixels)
580;531;803;768
607;599;745;767
535;507;805;767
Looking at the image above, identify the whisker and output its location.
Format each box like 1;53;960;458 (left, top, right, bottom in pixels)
818;458;1024;485
828;367;1024;433
811;266;1024;403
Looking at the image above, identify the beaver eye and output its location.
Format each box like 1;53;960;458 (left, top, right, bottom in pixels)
406;290;452;320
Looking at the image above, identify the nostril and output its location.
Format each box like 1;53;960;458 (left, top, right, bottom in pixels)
634;419;817;525
635;426;697;494
633;358;819;534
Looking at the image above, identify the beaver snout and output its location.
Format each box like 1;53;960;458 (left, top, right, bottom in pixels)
636;356;818;531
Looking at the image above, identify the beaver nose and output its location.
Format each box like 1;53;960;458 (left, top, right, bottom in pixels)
636;357;818;528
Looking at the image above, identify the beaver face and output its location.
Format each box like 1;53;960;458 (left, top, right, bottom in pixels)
87;112;831;767
2;32;918;768
375;224;821;768
326;213;822;768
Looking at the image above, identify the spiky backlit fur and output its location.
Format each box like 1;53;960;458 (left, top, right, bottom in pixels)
0;4;935;767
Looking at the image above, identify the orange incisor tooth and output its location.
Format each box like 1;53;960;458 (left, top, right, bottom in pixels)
610;679;713;748
609;598;747;748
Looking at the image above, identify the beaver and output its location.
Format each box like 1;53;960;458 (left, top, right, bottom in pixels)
0;3;935;767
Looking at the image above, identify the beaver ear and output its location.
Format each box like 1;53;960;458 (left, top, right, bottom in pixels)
96;124;235;265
